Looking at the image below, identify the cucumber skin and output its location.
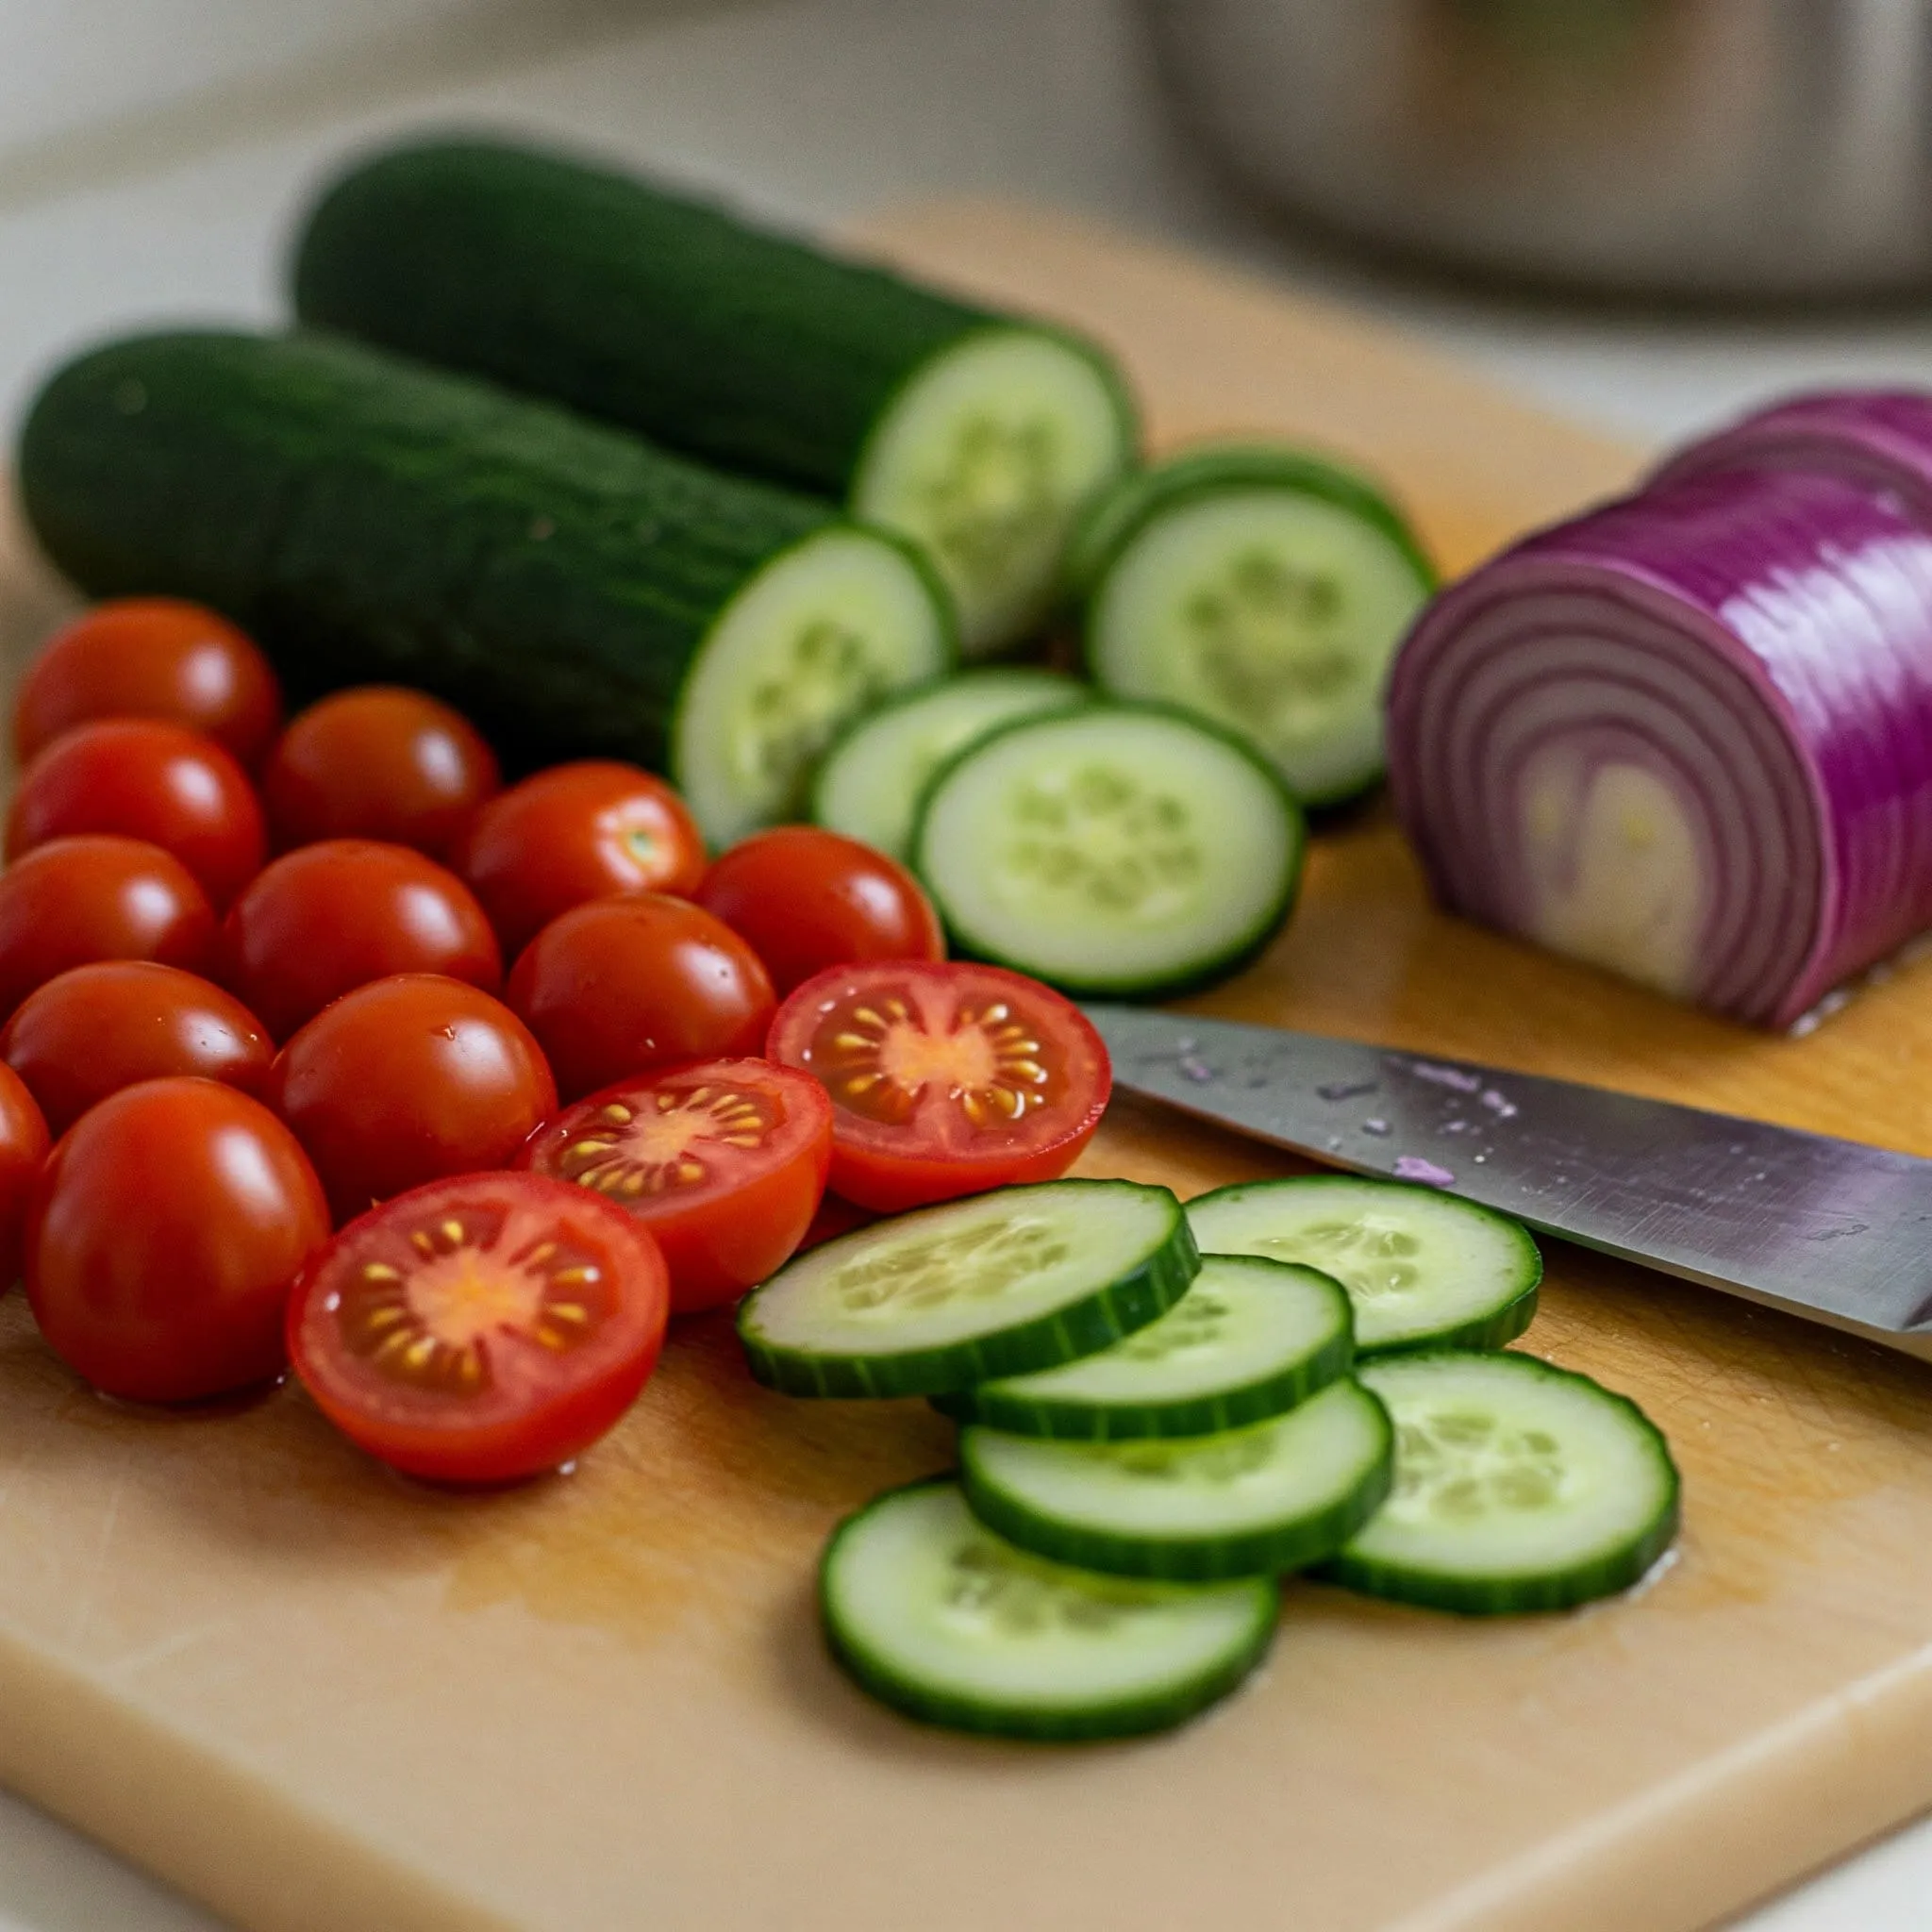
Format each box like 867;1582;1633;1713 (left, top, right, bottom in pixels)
958;1388;1394;1583
1322;1353;1682;1616
821;1478;1280;1742
16;328;893;776
296;139;1016;501
737;1184;1201;1399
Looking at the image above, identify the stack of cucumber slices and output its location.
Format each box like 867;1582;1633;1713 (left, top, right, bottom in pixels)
739;1173;1681;1742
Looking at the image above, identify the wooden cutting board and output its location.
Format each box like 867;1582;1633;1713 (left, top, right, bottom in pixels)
3;199;1931;1932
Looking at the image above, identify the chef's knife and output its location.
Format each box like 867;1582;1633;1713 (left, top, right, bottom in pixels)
1080;1006;1932;1362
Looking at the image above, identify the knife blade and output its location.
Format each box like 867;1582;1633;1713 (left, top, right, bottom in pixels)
1080;1005;1932;1361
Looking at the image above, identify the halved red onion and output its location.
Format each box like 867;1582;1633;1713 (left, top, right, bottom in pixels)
1386;463;1932;1028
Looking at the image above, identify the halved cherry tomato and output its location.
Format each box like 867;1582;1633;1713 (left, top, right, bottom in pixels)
25;1077;329;1402
507;893;774;1102
269;973;557;1223
7;719;267;909
0;836;218;1017
519;1058;831;1313
695;825;944;994
0;1062;49;1288
222;840;501;1041
454;760;708;958
262;686;501;858
288;1172;668;1483
15;599;282;770
2;961;272;1136
767;960;1111;1212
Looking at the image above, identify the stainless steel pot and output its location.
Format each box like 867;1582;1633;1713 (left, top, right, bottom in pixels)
1141;0;1932;298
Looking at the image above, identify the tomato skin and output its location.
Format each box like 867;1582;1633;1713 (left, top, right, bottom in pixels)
768;960;1111;1212
25;1077;329;1402
288;1172;669;1483
2;961;271;1137
507;894;775;1102
221;840;502;1041
0;1063;50;1288
518;1058;831;1312
453;760;708;957
0;836;218;1018
695;826;944;994
15;599;282;770
269;973;558;1223
262;686;501;858
7;719;267;910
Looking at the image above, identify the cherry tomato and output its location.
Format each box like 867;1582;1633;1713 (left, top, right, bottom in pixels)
695;825;944;995
221;840;501;1041
269;974;557;1223
454;760;708;957
7;719;267;909
507;893;774;1102
0;1062;49;1288
15;599;282;770
2;962;271;1136
288;1172;668;1483
767;960;1110;1212
519;1058;830;1313
262;686;501;858
0;836;217;1017
25;1077;329;1402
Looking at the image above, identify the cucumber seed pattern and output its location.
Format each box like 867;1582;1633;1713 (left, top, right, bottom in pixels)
1106;1422;1284;1486
741;618;891;816
1388;1405;1567;1522
1256;1217;1423;1303
913;415;1062;598
816;989;1055;1131
557;1085;773;1198
1117;1287;1231;1361
1006;764;1201;919
1190;549;1357;745
941;1532;1150;1635
828;1213;1073;1316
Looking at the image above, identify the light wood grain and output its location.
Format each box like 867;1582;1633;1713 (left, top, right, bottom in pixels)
0;200;1929;1932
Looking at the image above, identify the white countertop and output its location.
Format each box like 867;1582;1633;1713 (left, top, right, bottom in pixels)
0;2;1927;1924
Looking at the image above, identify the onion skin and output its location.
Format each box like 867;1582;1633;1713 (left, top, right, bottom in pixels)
1387;463;1932;1028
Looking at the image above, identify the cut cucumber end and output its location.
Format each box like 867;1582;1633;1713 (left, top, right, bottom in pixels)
1326;1351;1681;1616
912;701;1304;999
1187;1176;1542;1355
853;325;1139;658
822;1479;1278;1740
810;668;1090;860
672;523;954;845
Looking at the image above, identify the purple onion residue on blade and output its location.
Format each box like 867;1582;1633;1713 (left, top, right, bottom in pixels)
1386;459;1932;1029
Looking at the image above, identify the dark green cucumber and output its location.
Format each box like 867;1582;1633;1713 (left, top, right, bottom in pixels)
291;139;1139;656
17;330;952;842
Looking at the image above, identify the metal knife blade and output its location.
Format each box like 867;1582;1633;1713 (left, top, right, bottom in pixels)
1080;1005;1932;1361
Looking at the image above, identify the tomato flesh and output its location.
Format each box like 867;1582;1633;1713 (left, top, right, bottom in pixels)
288;1173;669;1483
768;961;1110;1211
520;1058;831;1312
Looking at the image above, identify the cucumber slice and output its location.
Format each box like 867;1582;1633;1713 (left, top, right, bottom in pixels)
811;669;1089;860
959;1377;1392;1581
822;1479;1278;1740
911;702;1304;998
1327;1352;1680;1615
935;1255;1352;1441
737;1177;1197;1398
672;525;954;843
854;328;1139;658
1187;1177;1541;1355
1074;445;1435;806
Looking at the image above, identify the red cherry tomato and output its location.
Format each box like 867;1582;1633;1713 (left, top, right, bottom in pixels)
0;836;217;1017
15;598;282;770
695;825;944;994
519;1058;831;1313
262;686;501;858
288;1172;668;1483
25;1077;329;1401
767;960;1110;1212
2;961;272;1136
7;719;267;909
506;894;774;1102
221;840;501;1041
0;1062;49;1288
269;974;557;1223
454;760;708;957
